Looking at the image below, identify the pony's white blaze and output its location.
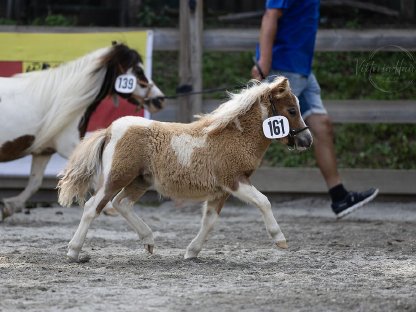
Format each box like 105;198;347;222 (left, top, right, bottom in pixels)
132;64;164;103
170;134;206;167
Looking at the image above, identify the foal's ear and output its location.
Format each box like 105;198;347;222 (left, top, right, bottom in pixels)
270;77;289;98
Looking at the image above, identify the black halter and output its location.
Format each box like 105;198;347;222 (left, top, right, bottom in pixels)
269;96;309;149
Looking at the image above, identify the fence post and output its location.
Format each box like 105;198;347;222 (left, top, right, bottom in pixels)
178;0;203;122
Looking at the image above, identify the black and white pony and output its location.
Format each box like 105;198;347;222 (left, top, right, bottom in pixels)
0;43;165;219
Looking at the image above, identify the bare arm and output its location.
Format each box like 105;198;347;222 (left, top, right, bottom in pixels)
251;8;283;80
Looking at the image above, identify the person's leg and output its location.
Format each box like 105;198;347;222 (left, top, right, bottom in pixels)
305;115;341;189
274;73;340;188
292;73;378;218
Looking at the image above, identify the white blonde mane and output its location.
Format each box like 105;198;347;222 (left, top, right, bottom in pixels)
202;77;287;134
17;47;111;151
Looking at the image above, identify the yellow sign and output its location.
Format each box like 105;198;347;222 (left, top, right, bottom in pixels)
0;31;149;63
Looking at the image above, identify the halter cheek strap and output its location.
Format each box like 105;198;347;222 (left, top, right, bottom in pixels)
269;95;309;149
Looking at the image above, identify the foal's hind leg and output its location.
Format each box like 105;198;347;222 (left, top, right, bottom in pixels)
185;195;228;259
67;188;111;261
111;179;154;254
229;180;287;249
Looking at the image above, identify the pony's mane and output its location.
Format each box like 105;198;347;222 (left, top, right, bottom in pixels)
202;77;288;134
16;43;142;151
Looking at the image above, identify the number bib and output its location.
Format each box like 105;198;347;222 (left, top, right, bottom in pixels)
115;74;137;93
262;116;290;139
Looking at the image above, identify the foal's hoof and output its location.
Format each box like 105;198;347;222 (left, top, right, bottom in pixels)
276;240;288;249
144;244;154;254
66;254;91;263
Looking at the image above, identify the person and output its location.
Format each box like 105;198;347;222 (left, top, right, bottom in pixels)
251;0;378;219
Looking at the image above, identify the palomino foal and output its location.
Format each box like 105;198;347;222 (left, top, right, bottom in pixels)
58;77;313;261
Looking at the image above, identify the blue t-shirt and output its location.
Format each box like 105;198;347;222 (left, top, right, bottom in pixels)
256;0;320;76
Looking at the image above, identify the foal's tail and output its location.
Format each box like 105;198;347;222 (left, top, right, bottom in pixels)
57;129;108;207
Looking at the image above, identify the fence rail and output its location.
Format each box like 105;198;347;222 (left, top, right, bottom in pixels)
155;100;416;124
153;28;416;51
1;168;415;204
1;26;415;51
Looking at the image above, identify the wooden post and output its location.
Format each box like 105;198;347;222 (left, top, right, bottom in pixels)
178;0;203;122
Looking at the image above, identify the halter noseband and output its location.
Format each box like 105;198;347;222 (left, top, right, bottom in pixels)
125;80;155;110
269;95;309;150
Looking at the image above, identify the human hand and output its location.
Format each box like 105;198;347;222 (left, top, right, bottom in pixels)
251;65;263;80
251;58;268;80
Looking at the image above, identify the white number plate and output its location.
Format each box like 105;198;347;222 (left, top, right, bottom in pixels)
262;116;290;139
115;74;137;93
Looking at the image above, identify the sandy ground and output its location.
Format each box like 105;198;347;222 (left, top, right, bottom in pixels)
1;197;416;312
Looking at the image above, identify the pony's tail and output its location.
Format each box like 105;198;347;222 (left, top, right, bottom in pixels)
57;129;108;207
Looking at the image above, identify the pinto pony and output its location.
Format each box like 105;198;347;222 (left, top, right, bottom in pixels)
0;43;165;219
58;77;313;261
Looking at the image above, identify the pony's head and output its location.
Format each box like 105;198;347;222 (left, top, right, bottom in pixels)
264;77;313;150
96;43;165;113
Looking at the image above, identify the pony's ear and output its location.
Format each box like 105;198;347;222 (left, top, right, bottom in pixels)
270;77;290;98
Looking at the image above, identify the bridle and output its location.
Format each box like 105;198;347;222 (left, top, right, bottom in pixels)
269;95;309;150
124;79;164;110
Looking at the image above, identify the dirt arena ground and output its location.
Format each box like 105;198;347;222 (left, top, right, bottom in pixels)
1;197;415;312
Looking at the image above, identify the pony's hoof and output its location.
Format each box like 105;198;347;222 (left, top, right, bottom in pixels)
67;249;80;262
144;244;154;254
66;254;90;263
1;205;13;221
184;249;199;259
276;240;288;249
66;255;79;263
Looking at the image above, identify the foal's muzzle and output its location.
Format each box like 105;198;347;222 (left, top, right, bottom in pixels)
287;127;313;150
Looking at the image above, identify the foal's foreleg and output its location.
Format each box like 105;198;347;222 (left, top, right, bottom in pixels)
111;180;154;254
230;181;287;249
2;153;52;219
185;195;228;259
67;189;110;261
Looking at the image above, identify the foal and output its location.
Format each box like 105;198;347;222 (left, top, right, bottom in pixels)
58;77;313;261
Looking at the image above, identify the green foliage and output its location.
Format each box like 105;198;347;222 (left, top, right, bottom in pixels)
32;14;75;26
136;1;173;27
0;18;17;25
203;51;254;98
265;124;416;169
152;51;178;96
314;51;416;100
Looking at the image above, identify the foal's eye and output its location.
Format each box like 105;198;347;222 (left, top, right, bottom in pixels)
288;108;297;117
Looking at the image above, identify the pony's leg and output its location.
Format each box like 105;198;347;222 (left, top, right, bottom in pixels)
67;188;110;261
92;172;118;216
111;179;154;253
185;195;228;259
230;181;288;249
2;153;52;219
